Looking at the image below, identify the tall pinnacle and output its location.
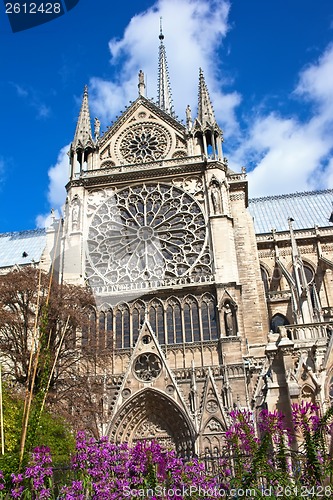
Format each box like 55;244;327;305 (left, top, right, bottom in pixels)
197;68;217;129
72;85;93;150
157;18;174;116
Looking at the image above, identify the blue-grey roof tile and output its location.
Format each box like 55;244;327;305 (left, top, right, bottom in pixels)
248;189;333;234
0;229;46;268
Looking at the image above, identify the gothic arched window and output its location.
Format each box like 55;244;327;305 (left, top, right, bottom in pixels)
303;264;314;285
123;307;130;348
149;300;165;344
166;299;182;344
260;266;270;295
115;304;130;348
202;295;218;340
270;265;283;292
184;296;200;342
184;303;192;342
115;310;122;349
89;309;97;348
132;301;145;345
106;310;113;348
81;308;97;350
270;313;289;333
81;317;88;348
98;311;106;351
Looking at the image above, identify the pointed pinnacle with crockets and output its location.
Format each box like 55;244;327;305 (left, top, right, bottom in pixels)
157;18;174;116
72;85;93;150
197;68;217;129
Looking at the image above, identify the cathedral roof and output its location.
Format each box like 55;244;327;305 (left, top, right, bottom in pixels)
248;189;333;234
0;228;46;269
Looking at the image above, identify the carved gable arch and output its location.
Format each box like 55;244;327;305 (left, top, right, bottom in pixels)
218;290;237;310
199;368;228;432
107;388;195;456
110;319;193;422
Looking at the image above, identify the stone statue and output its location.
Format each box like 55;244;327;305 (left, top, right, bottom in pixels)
94;117;100;139
186;105;192;129
224;303;236;336
138;70;145;96
72;200;80;230
210;181;222;214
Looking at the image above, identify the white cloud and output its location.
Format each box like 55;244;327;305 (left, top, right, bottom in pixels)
39;0;238;225
295;43;333;113
231;44;333;198
35;209;61;229
47;145;70;207
35;145;69;228
40;0;333;223
90;0;239;132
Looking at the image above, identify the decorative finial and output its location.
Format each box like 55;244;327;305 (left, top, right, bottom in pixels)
138;70;145;96
83;84;88;96
159;17;164;40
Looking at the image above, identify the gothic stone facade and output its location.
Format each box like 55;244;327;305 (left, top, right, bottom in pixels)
46;73;333;457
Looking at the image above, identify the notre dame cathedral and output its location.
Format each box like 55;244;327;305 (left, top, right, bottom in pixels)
1;31;333;457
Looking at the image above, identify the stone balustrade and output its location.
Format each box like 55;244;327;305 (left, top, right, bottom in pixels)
280;322;332;342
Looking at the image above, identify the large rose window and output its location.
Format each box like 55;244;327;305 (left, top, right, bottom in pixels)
117;123;170;163
86;183;207;287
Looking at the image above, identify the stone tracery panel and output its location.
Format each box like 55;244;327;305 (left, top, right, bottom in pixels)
116;122;172;163
86;183;210;289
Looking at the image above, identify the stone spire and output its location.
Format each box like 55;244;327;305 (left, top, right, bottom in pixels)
72;85;93;150
197;68;217;129
157;18;174;116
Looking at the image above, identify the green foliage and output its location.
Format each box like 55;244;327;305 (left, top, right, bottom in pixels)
35;409;75;466
0;386;74;478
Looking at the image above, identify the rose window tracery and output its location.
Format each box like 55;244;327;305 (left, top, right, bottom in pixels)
117;123;171;163
86;183;208;287
134;353;162;381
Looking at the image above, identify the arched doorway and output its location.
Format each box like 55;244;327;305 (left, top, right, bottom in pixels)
107;388;195;456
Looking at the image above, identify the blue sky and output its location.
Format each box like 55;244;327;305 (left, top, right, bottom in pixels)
0;0;333;232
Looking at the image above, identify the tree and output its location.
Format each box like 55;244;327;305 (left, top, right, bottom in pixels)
0;266;94;392
0;266;99;459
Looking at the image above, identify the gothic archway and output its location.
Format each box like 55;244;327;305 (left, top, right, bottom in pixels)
108;389;195;456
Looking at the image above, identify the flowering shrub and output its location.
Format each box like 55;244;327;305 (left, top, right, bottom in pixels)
0;404;332;499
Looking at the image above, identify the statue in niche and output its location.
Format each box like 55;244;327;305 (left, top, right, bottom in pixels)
94;117;100;140
210;180;223;214
224;302;237;336
71;198;80;230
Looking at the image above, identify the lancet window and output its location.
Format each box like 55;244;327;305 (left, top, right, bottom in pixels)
184;297;200;342
167;299;182;344
81;293;219;350
202;295;218;340
148;300;165;344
